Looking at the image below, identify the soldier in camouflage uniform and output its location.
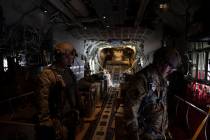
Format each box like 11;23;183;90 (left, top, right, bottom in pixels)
125;47;181;140
35;42;80;140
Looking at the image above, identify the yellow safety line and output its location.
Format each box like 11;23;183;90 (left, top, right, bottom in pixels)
191;107;210;140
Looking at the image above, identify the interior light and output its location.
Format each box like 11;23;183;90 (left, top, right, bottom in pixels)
106;45;112;48
103;16;106;19
127;45;135;49
159;0;169;10
159;3;168;9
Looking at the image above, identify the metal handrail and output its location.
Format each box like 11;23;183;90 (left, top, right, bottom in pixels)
0;91;34;104
0;91;35;120
174;95;208;115
174;95;209;140
0;120;35;126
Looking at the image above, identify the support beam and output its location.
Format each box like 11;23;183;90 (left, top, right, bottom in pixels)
48;0;83;28
134;0;150;27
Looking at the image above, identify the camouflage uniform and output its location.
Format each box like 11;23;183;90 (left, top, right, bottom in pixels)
125;64;169;140
36;65;80;140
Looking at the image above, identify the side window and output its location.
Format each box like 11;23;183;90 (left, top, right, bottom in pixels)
188;42;210;81
3;57;8;72
198;52;206;80
190;53;197;78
